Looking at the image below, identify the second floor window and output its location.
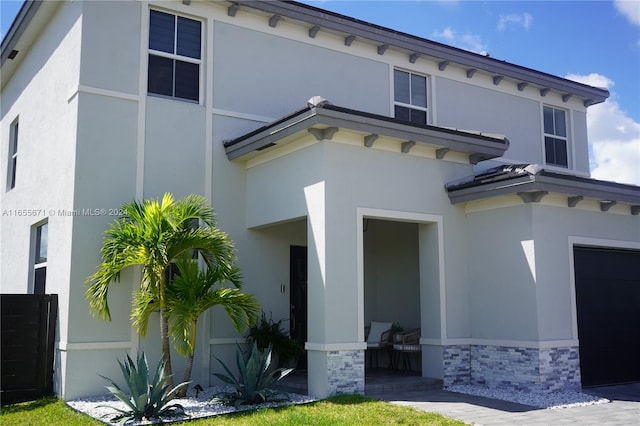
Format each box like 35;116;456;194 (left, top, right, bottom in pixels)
148;10;201;102
543;106;568;167
7;119;18;190
394;69;428;125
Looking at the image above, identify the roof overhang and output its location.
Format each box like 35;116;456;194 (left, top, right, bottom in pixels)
234;1;609;106
224;102;509;162
446;164;640;214
2;1;609;106
1;1;62;88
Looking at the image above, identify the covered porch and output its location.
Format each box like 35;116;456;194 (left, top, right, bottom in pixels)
224;99;509;398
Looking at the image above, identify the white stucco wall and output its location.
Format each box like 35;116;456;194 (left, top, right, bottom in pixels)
530;201;640;342
465;196;640;345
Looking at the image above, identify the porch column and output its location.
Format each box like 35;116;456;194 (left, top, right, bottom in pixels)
304;182;365;398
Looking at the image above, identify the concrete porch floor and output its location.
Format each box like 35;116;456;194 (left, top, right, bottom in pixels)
276;368;443;396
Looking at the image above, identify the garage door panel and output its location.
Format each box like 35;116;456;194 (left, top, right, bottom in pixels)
574;247;640;387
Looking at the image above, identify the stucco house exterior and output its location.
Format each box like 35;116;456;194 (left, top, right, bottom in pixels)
1;0;639;400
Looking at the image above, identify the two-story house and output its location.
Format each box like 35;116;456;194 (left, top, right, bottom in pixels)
2;0;639;400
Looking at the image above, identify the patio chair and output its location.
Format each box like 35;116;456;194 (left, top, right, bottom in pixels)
365;321;393;369
392;328;421;372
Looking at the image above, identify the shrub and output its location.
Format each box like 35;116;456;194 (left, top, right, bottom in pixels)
99;352;189;424
247;311;304;367
213;342;293;408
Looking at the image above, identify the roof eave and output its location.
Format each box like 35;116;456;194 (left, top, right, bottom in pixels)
0;1;42;67
447;174;640;207
224;105;509;161
237;1;609;105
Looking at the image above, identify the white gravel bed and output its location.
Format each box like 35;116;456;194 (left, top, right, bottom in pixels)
67;386;317;425
446;385;610;409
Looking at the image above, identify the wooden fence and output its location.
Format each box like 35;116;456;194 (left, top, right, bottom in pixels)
1;294;58;404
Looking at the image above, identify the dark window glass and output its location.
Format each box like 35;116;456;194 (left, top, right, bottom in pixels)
545;136;554;163
545;137;568;167
36;223;48;264
175;61;199;101
148;55;174;97
554;108;567;137
554;138;568;166
9;122;18;190
411;74;427;108
410;109;427;125
394;70;410;104
395;105;410;122
177;16;201;59
10;158;16;189
543;106;554;134
149;10;175;53
34;267;46;294
11;122;18;153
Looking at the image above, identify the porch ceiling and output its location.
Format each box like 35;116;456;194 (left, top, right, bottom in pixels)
223;100;509;163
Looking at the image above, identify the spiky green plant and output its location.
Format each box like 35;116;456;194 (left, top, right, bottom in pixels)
99;352;189;425
213;342;293;408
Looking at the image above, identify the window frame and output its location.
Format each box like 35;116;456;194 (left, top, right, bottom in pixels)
7;118;18;191
32;221;48;294
147;9;203;103
393;69;429;125
542;105;569;168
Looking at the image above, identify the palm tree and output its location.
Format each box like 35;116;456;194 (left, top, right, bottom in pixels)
86;193;239;388
160;255;259;397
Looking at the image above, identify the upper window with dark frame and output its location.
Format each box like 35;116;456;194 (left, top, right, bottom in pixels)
543;106;568;168
394;69;428;125
7;119;18;190
148;10;202;102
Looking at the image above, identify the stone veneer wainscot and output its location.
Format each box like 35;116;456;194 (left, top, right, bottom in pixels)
443;345;581;392
327;349;365;395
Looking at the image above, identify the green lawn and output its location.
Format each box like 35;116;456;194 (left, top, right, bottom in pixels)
1;394;466;426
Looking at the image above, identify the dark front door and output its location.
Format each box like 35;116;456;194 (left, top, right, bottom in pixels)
574;247;640;387
290;245;307;369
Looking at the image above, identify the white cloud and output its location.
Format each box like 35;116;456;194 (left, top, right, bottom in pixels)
614;0;640;26
431;27;488;54
566;73;640;186
497;13;533;32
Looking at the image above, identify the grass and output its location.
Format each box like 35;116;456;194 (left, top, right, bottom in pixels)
1;394;466;426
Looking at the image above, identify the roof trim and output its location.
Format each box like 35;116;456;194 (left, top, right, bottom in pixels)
446;164;640;209
236;1;609;105
224;102;509;161
0;1;41;66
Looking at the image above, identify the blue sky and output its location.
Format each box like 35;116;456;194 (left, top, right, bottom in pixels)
2;0;639;185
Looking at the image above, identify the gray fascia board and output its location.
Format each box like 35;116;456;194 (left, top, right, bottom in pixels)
238;1;608;103
225;110;320;159
0;1;42;66
314;107;508;156
534;174;640;204
448;174;640;205
448;176;537;204
226;106;509;160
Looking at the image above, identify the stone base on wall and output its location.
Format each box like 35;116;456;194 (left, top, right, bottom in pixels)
443;344;581;392
326;349;365;395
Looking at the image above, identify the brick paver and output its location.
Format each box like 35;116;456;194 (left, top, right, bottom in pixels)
377;383;640;426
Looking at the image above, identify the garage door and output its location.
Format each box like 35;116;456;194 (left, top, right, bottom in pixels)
574;247;640;387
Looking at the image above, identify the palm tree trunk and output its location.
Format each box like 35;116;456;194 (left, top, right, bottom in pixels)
176;354;194;398
176;320;197;398
160;307;174;389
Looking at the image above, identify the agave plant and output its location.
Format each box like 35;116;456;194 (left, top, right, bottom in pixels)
213;342;293;408
100;352;190;424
